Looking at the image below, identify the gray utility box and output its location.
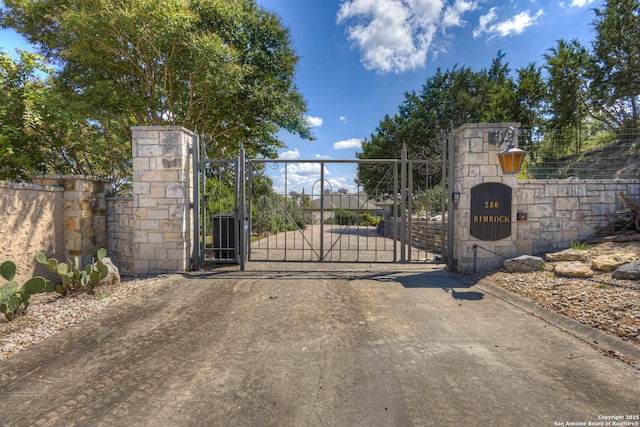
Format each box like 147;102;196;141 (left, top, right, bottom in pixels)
212;213;237;261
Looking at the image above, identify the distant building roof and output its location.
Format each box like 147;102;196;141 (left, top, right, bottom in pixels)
310;192;380;211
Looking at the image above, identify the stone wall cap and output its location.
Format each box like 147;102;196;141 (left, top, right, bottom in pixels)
0;180;64;192
37;174;112;183
453;123;521;133
520;178;640;184
131;126;195;136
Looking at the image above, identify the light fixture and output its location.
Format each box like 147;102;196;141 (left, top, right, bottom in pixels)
452;192;460;202
488;127;526;174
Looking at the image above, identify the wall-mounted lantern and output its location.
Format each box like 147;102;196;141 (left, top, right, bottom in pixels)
488;127;526;174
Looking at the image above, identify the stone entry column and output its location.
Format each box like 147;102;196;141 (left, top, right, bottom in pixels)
131;127;195;274
451;123;520;272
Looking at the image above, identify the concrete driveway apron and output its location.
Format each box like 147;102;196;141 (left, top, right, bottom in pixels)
0;263;638;426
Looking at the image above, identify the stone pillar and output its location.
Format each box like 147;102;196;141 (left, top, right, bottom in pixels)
131;126;195;274
33;175;111;265
451;123;520;272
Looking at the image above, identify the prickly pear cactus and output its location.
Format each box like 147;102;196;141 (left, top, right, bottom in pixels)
35;249;109;294
0;260;49;321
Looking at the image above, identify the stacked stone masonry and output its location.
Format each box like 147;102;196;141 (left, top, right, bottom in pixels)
3;124;637;278
32;176;111;266
516;180;640;255
106;197;134;276
378;218;446;255
130;127;195;275
451;123;640;272
452;124;520;272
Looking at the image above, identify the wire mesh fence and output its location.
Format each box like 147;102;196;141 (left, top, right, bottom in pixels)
518;127;640;179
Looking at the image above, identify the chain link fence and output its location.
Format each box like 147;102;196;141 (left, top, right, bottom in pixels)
518;127;640;179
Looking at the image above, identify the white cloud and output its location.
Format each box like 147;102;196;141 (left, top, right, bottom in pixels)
334;138;363;150
337;0;445;73
272;162;331;193
287;163;325;176
340;116;347;123
569;0;597;7
305;115;324;128
278;148;301;160
442;0;480;28
473;8;543;40
316;154;333;159
337;0;548;72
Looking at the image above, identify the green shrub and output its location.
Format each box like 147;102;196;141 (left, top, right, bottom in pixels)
569;241;589;250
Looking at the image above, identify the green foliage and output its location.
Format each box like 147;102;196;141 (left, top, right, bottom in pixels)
415;184;446;214
589;0;640;127
0;50;132;191
1;0;311;171
36;249;109;295
330;209;358;225
544;39;590;130
358;213;381;227
250;190;311;235
0;260;48;321
326;209;381;227
570;241;589;251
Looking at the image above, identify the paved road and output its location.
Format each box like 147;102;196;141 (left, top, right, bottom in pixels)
247;224;441;263
0;263;638;426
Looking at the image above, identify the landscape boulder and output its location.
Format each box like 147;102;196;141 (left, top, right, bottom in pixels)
97;257;121;287
591;253;638;272
546;249;589;262
553;262;595;278
612;261;640;280
504;255;544;273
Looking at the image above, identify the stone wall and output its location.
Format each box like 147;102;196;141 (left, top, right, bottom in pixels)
0;181;65;284
1;175;111;283
515;179;640;255
378;218;446;256
2;127;197;282
106;197;134;276
32;176;112;266
451;123;640;272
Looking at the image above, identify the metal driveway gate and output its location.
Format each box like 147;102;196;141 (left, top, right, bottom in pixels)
194;135;451;270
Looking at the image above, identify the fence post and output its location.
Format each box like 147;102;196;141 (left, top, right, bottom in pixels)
400;144;407;262
447;132;455;272
193;133;200;271
238;145;247;271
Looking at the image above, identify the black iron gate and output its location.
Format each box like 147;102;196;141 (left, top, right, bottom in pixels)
194;134;452;270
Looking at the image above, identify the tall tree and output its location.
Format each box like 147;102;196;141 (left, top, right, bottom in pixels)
481;51;518;123
514;63;547;130
1;0;311;180
543;39;590;129
589;0;640;127
0;50;134;189
0;50;52;181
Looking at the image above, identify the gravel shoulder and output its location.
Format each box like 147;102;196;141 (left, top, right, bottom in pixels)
0;275;165;360
482;240;640;350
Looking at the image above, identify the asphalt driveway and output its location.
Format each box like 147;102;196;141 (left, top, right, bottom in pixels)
0;263;638;426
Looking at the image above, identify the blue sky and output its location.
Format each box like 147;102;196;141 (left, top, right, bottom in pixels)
255;0;601;191
1;0;602;193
